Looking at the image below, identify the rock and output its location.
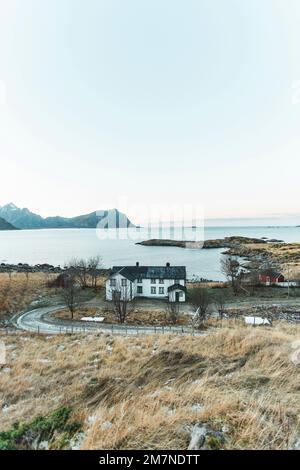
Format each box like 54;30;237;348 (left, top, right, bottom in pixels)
190;403;204;413
188;424;225;450
188;425;206;449
101;421;112;431
70;432;85;450
293;439;300;450
87;415;96;424
38;440;49;450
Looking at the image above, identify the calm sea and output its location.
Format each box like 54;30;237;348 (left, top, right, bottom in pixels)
0;225;299;280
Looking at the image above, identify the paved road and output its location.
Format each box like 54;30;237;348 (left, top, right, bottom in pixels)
13;305;201;336
13;298;299;336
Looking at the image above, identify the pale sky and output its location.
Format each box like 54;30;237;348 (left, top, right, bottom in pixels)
0;0;300;224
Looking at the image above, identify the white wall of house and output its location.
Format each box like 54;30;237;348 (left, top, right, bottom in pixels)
106;273;135;301
134;278;185;300
106;275;186;301
168;289;186;302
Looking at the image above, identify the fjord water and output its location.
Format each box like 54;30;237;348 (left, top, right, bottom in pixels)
0;225;299;280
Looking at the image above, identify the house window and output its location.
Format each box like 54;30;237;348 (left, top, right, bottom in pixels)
110;279;116;287
138;278;143;284
151;278;156;284
159;287;164;294
179;291;183;298
151;287;156;295
121;279;127;286
137;286;143;294
159;279;164;284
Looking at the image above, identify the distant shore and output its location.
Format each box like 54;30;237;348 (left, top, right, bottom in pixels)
137;236;300;278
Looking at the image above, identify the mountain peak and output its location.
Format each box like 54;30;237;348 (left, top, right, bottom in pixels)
2;202;19;210
0;204;134;229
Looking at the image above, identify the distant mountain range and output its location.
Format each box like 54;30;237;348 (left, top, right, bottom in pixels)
0;203;134;230
0;216;18;230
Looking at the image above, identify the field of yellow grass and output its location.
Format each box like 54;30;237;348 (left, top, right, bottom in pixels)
0;273;55;323
54;305;190;326
0;322;299;450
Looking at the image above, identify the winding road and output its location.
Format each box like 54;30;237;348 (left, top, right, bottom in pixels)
13;305;200;336
12;298;299;336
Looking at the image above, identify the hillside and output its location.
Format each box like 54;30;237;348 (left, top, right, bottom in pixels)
0;203;134;229
0;323;299;450
0;217;18;230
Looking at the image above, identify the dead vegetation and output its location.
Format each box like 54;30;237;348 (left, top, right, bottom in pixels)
53;306;190;326
0;322;299;450
0;273;55;323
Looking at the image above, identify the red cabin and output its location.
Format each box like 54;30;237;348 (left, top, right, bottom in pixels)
258;270;285;285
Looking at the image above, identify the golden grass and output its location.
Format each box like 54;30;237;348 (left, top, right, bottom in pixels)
53;306;190;326
0;273;55;320
0;321;299;450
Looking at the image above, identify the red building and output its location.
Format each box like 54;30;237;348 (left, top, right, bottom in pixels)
258;270;285;285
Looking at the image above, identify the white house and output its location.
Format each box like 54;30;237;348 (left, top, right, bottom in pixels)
106;262;186;302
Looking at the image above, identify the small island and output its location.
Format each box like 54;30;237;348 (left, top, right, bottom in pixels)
136;236;280;249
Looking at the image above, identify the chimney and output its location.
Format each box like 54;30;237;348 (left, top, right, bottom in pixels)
136;262;139;267
166;262;170;267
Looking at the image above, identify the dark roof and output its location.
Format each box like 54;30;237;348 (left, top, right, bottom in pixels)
109;265;186;281
259;269;283;278
167;283;187;292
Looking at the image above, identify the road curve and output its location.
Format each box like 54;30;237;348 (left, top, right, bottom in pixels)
14;305;200;336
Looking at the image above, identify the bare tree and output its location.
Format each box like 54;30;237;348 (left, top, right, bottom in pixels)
190;287;211;327
214;291;228;319
166;301;180;325
59;274;81;319
87;255;103;290
75;258;89;289
110;281;133;324
220;255;242;295
66;256;103;290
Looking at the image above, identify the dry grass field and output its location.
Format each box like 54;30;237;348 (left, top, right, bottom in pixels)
0;273;55;323
53;305;191;326
0;322;299;450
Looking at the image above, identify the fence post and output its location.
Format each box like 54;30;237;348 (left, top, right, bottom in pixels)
162;326;164;335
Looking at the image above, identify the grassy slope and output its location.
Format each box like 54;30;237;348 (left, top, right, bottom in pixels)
0;323;299;450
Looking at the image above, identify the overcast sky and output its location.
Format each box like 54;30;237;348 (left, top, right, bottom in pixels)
0;0;300;223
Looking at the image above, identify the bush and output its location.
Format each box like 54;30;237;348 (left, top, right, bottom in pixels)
0;407;81;450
